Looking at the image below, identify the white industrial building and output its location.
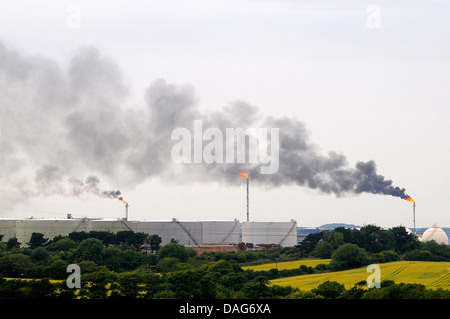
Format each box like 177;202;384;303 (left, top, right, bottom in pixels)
201;219;240;244
0;217;133;247
0;217;297;248
131;219;203;246
241;220;297;247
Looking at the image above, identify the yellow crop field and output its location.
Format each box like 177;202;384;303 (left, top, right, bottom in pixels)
270;261;450;291
242;259;331;272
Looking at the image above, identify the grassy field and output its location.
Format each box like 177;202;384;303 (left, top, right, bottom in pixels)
242;259;331;272
270;261;450;291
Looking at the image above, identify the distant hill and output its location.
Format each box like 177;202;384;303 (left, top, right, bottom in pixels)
318;223;360;230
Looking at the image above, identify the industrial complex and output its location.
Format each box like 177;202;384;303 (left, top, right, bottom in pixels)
0;216;298;249
0;214;447;249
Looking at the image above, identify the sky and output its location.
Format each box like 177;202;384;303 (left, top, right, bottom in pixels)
0;0;449;228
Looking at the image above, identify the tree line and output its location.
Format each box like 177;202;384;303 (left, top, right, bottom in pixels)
298;225;450;265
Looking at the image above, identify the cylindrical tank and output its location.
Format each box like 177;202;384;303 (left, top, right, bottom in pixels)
241;220;297;247
131;219;203;246
201;220;240;244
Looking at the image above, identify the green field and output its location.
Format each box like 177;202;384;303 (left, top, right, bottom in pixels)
242;259;331;271
270;261;450;291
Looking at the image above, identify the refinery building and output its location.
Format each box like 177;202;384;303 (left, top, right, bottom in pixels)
0;216;298;249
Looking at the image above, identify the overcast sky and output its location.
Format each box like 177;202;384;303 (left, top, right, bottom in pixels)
0;0;449;228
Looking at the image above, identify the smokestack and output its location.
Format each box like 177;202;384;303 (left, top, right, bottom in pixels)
125;202;129;221
413;201;416;234
237;172;249;222
247;178;249;222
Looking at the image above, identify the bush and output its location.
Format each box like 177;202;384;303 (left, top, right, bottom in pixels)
157;243;189;263
370;250;400;263
313;241;334;259
421;241;450;260
403;249;436;261
314;263;329;272
155;257;181;273
329;243;369;271
0;253;32;277
311;280;346;299
45;238;77;252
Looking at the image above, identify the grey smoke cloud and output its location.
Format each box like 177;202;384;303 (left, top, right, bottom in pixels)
0;42;411;208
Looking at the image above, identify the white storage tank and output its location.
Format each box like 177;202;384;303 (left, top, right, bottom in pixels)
242;220;297;247
1;218;134;247
131;219;203;246
202;220;240;244
420;224;449;245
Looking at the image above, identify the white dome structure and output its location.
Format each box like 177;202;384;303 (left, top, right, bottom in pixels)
420;224;449;245
399;223;413;234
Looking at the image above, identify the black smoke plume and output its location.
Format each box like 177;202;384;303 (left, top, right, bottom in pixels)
0;42;411;208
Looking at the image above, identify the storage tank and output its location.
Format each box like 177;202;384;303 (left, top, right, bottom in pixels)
131;219;203;246
0;219;19;242
241;220;297;247
1;218;133;247
420;224;449;245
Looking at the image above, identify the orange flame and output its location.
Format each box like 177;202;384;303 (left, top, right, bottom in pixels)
405;197;414;203
237;172;248;179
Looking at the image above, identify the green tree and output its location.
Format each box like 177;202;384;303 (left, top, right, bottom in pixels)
88;231;116;246
116;272;144;298
149;234;162;253
361;282;431;299
139;271;166;298
129;232;149;249
155;257;180;273
311;280;346;299
167;269;202;298
322;230;344;248
370;250;400;263
78;260;99;273
0;253;32;277
80;268;117;299
288;290;324;299
360;225;395;253
45;237;77;252
403;249;435;261
390;226;421;253
30;247;50;265
421;241;450;260
313;241;334;258
116;230;135;246
157;242;189;262
329;243;369;271
6;238;21;250
27;278;57;299
46;259;69;280
68;231;89;243
298;232;323;256
75;238;106;264
241;276;271;298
